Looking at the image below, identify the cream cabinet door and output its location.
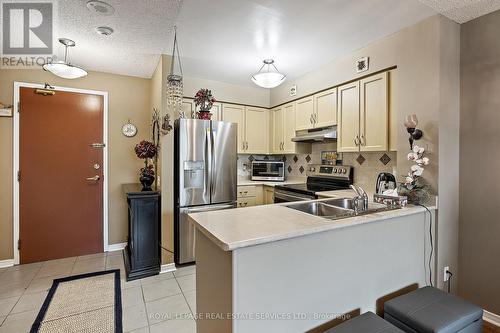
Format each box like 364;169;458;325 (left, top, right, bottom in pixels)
360;72;388;152
314;88;337;127
295;96;314;130
264;186;275;205
245;107;269;154
282;103;296;153
181;99;195;119
222;103;246;153
338;81;360;152
272;107;284;154
388;70;398;151
210;102;223;121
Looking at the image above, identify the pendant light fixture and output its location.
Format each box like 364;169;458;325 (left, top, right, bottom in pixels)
42;38;88;79
165;25;184;126
251;59;286;88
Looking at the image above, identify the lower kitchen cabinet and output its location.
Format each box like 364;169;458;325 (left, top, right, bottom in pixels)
237;197;256;208
264;186;275;205
237;185;263;207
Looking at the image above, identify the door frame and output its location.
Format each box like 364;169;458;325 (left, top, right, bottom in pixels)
13;82;109;264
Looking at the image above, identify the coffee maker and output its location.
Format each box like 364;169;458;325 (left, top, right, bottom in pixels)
376;172;396;194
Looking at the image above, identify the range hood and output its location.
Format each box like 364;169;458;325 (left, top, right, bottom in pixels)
292;126;337;142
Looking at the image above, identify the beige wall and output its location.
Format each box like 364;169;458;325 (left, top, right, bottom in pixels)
271;15;461;289
0;69;151;260
459;10;500;314
184;76;270;107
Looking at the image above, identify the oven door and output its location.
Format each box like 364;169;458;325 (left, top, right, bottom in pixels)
274;189;314;203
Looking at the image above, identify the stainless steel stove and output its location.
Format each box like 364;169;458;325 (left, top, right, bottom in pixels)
274;165;354;203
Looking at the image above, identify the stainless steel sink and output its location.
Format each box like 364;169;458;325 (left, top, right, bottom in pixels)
286;202;355;219
285;198;399;220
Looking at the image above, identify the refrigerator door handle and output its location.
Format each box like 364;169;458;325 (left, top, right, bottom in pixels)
204;129;211;198
211;128;216;198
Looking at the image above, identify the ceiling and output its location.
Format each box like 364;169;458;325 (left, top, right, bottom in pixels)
418;0;500;24
54;0;439;85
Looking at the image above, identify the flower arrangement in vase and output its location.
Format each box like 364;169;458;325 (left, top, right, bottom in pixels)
399;145;430;204
134;140;158;190
194;88;216;120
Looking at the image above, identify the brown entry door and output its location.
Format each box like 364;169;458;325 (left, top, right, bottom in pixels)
19;87;104;264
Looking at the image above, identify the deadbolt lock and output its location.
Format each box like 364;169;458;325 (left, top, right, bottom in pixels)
93;164;100;170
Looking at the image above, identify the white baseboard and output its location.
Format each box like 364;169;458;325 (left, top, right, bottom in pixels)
107;242;127;252
160;263;176;274
0;259;14;268
484;310;500;326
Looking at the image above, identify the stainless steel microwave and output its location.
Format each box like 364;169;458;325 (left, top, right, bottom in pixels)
251;161;285;181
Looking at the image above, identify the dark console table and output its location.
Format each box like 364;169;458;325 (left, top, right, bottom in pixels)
122;184;161;281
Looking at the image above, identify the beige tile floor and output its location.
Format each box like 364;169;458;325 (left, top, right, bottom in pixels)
0;251;197;333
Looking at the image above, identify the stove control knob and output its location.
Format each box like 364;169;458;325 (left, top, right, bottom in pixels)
342;168;347;174
333;168;337;173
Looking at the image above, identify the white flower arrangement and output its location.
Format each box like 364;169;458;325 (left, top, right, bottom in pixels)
403;145;429;190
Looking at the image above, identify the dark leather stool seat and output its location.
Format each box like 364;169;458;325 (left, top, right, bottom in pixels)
384;286;483;333
324;312;405;333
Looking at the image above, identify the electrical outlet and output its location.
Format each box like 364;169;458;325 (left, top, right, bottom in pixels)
443;266;450;282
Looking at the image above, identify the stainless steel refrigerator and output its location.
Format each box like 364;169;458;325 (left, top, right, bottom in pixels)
174;119;237;265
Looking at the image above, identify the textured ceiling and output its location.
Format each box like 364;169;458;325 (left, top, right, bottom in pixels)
50;0;437;84
418;0;500;24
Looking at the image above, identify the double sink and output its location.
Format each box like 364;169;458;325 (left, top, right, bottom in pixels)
285;198;398;220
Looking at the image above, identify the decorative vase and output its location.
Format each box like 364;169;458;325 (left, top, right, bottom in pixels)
197;111;212;120
398;186;430;205
140;174;155;191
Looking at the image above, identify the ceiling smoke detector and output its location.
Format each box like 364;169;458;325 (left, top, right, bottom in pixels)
95;26;114;36
86;0;115;16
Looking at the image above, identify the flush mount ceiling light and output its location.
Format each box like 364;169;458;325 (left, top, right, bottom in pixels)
42;38;88;79
251;59;286;89
86;0;115;16
95;26;114;36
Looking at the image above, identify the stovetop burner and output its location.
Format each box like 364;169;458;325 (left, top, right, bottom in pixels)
275;164;354;197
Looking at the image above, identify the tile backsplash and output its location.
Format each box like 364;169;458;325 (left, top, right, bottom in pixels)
238;143;397;192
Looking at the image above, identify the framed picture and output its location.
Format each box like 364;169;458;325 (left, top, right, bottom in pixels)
356;56;369;73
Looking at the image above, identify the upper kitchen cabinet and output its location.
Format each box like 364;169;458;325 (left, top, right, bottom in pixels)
338;72;389;152
314;88;337;128
245;107;269;154
295;96;314;130
272;103;309;154
359;72;388;151
222;104;246;153
338;81;361;152
182;99;195;119
223;104;269;154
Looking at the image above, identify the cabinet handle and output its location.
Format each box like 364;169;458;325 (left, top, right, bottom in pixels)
360;134;366;146
314;114;318;123
354;136;361;146
246;142;249;150
310;114;313;124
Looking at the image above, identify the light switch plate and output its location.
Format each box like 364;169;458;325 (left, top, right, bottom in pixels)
0;108;12;117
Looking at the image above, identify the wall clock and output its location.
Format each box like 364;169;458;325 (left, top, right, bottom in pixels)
122;120;137;137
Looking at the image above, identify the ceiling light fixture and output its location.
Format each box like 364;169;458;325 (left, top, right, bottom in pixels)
95;26;114;36
86;0;115;16
42;38;88;79
251;59;286;88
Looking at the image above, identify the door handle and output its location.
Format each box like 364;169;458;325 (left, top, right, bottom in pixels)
90;143;106;148
86;175;100;181
360;134;366;146
354;136;361;146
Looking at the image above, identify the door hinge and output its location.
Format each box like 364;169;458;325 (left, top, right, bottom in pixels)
17;170;21;182
17;101;20;113
17;239;21;250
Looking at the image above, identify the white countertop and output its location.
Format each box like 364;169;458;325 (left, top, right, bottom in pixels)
237;177;306;187
189;198;436;252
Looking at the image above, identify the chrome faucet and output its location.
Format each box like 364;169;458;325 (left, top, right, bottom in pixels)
350;185;369;214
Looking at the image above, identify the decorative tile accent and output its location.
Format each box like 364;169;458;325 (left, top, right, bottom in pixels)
356;154;366;165
379;153;391;165
305;155;311;163
287;165;292;173
263;155;269;160
248;155;254;162
299;166;305;174
282;156;287;162
293;155;298;163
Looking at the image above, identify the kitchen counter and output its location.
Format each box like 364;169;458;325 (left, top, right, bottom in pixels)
237;177;305;187
189;200;434;251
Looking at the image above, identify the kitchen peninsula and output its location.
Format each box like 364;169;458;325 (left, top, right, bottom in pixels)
189;198;435;333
